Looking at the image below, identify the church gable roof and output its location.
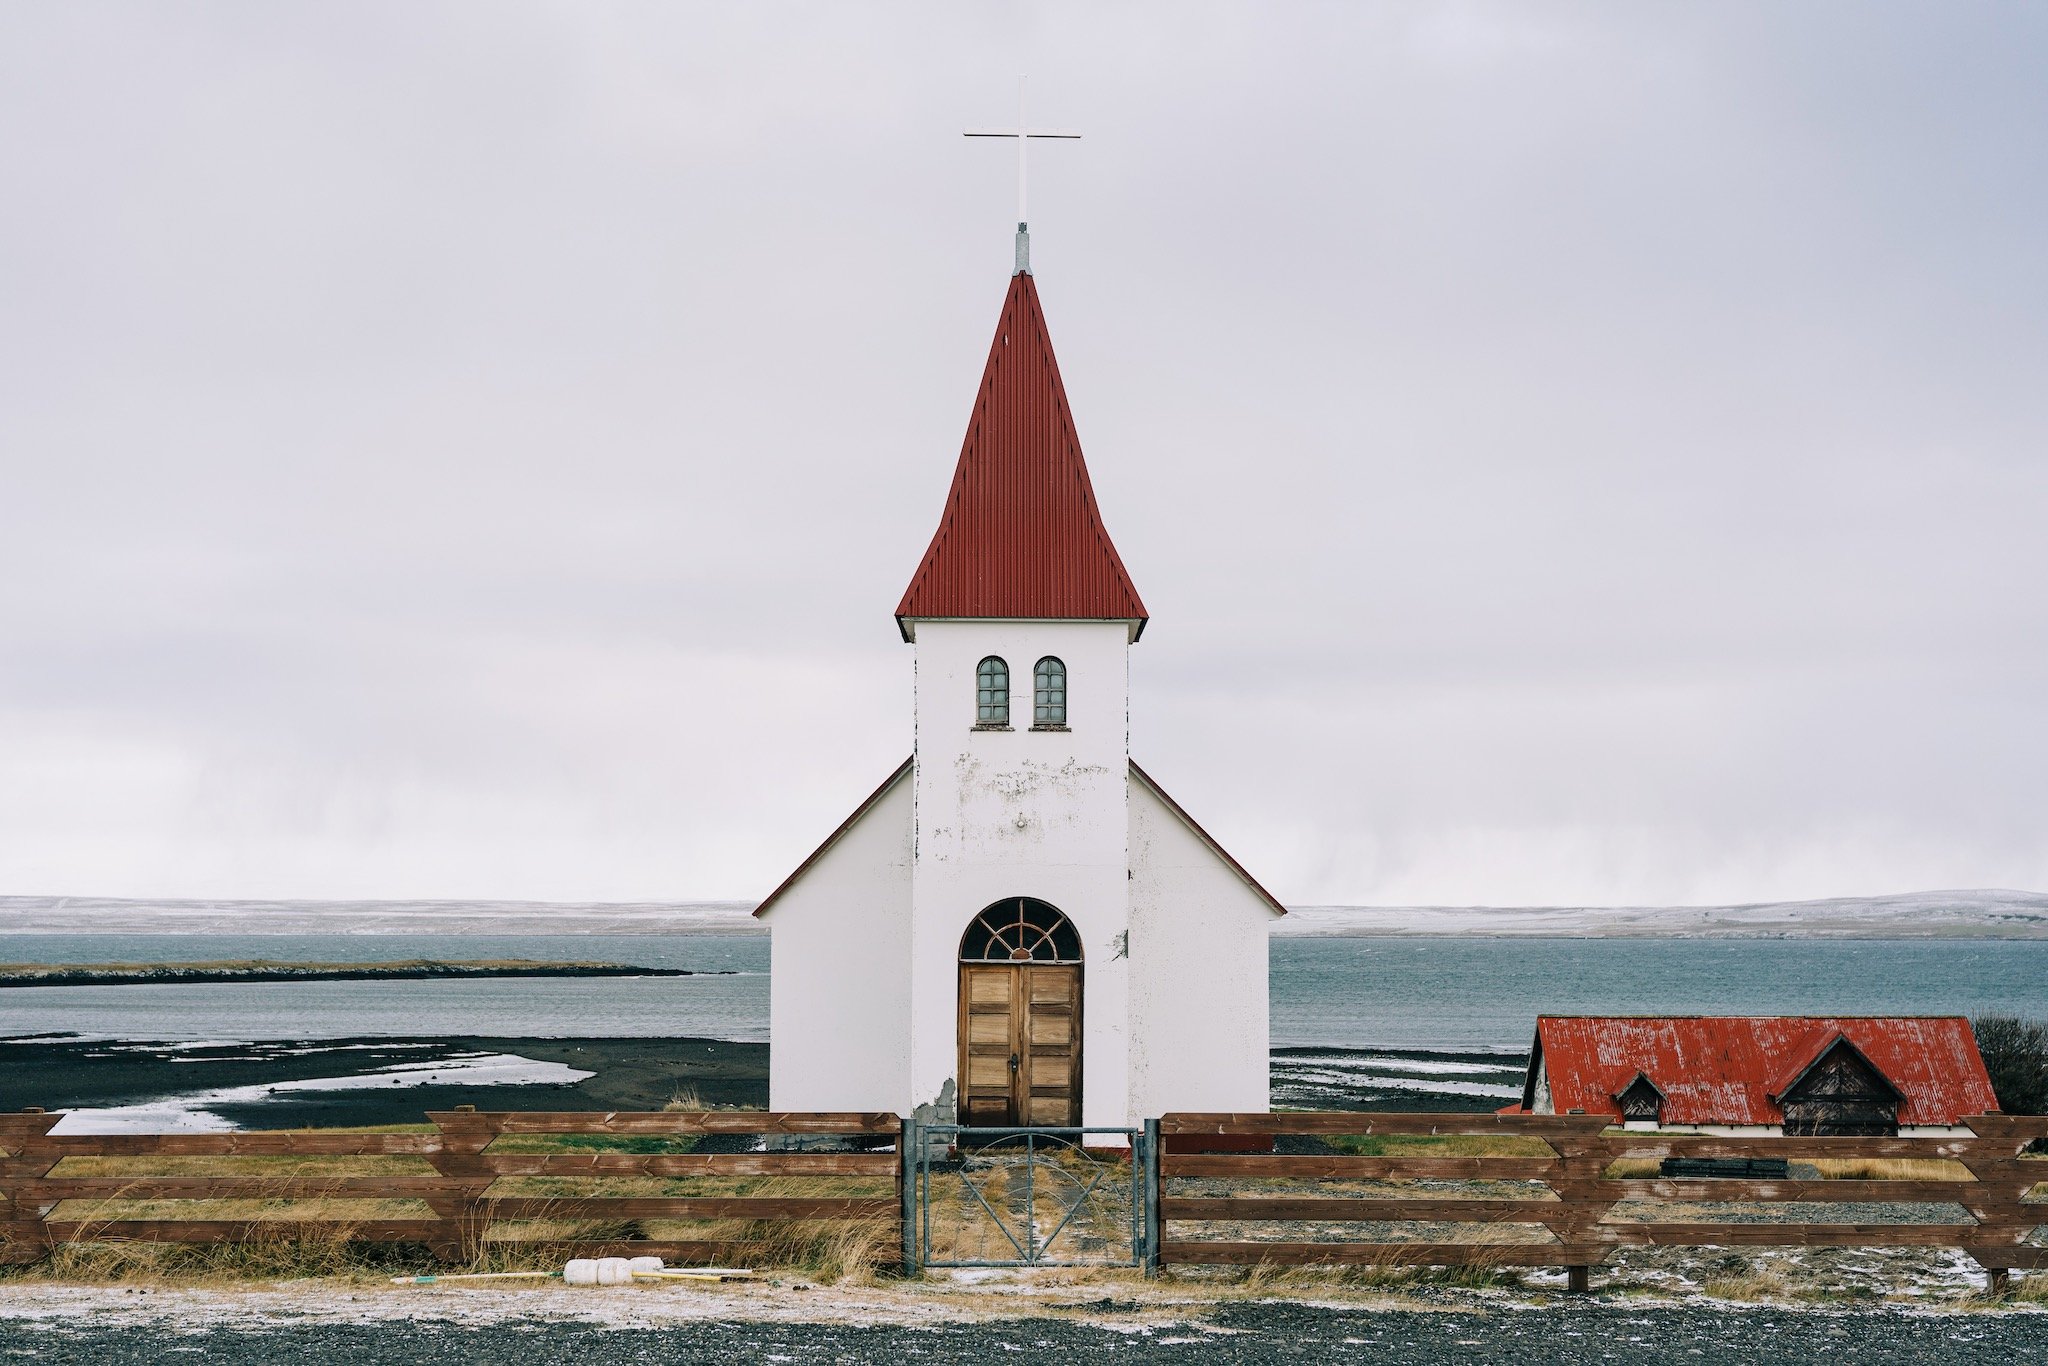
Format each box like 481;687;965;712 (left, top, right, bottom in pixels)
896;272;1148;640
752;757;912;918
1129;761;1287;917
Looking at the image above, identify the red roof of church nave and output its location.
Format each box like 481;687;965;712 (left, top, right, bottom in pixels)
896;271;1147;639
1519;1015;1999;1127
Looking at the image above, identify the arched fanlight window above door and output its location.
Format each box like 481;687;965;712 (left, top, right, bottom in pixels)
1032;657;1066;729
974;656;1009;728
960;897;1082;963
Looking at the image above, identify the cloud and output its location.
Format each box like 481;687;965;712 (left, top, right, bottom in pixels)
1;2;2043;902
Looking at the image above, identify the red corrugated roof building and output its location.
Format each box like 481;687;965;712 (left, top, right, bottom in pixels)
895;270;1147;640
1507;1015;1999;1135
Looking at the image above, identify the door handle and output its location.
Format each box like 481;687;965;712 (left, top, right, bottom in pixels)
1008;1052;1019;1074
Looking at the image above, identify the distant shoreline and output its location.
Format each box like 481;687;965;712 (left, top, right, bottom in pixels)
1;889;2044;939
0;960;702;989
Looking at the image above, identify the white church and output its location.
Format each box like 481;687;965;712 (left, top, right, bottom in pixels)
755;228;1285;1130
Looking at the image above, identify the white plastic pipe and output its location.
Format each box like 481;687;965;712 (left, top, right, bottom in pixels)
389;1271;556;1286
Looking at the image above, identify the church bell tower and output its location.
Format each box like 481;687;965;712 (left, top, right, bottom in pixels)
894;229;1148;1129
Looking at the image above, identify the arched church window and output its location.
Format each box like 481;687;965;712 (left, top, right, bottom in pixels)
975;656;1010;727
1032;657;1067;729
960;898;1083;963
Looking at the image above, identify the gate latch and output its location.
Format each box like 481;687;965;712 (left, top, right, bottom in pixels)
1008;1052;1019;1074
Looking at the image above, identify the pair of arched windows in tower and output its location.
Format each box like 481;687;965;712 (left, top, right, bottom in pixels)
975;655;1066;730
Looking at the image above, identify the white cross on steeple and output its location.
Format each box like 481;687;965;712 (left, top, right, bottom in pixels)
965;76;1079;274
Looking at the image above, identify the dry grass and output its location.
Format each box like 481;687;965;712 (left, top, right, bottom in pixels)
1218;1250;1525;1294
1700;1265;1795;1302
484;1133;704;1156
1809;1157;1971;1181
467;1212;897;1284
38;1149;442;1225
12;1227;432;1285
488;1173;892;1199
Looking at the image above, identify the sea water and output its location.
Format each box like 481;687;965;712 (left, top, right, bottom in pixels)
5;933;2048;1051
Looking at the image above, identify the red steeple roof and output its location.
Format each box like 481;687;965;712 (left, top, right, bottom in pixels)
895;271;1147;640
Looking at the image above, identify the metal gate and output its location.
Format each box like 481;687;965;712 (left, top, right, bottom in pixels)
906;1123;1156;1270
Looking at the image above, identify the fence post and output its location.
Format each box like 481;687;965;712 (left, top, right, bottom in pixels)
899;1114;918;1277
422;1105;494;1265
1142;1117;1162;1276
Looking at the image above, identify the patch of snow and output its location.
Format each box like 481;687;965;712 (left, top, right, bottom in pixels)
1273;1071;1523;1099
47;1053;594;1133
1283;1055;1524;1077
1275;889;2048;939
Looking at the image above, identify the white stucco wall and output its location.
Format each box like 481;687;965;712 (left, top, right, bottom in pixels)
761;770;914;1112
763;620;1279;1127
1127;770;1279;1119
906;619;1135;1126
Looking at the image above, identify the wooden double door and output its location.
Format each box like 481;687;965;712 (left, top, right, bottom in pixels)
958;963;1082;1126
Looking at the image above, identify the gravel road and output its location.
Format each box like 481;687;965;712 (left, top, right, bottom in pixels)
7;1301;2045;1364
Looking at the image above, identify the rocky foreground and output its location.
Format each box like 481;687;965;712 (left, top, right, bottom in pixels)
2;1275;2042;1365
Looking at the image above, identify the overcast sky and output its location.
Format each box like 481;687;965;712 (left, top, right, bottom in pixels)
2;3;2043;907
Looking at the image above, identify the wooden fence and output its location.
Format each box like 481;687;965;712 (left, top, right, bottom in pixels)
1157;1111;2048;1290
0;1107;901;1266
7;1106;2045;1289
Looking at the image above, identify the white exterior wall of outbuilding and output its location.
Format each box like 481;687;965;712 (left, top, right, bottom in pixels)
1126;770;1279;1119
762;770;914;1112
906;619;1134;1126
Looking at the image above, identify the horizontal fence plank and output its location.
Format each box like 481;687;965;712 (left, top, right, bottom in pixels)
434;1111;899;1136
0;1117;62;1136
40;1220;448;1245
1962;1247;2048;1269
1598;1136;1981;1161
21;1133;443;1157
1952;1116;2048;1139
1553;1180;1980;1204
1160;1113;1594;1138
476;1239;795;1261
1594;1223;1996;1248
1163;1155;1561;1180
14;1177;485;1202
433;1152;900;1178
476;1197;896;1220
1159;1240;1595;1267
1163;1197;1564;1223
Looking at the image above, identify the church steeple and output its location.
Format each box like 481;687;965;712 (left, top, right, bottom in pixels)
894;272;1148;641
